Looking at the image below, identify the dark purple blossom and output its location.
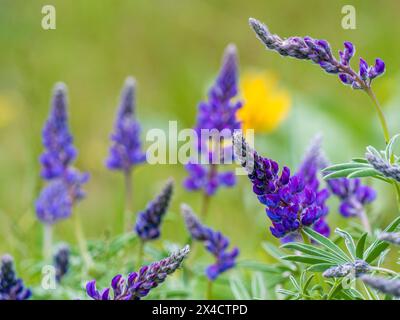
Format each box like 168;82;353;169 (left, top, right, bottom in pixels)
54;244;70;282
327;178;376;218
86;245;189;300
249;18;385;90
106;77;146;173
233;132;328;239
183;162;235;196
135;179;174;241
0;255;31;300
181;204;239;280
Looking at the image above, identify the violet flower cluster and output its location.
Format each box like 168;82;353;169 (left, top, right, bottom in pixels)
184;44;242;196
54;244;70;282
181;204;239;280
135;179;174;241
233;132;328;239
86;245;189;300
36;83;89;224
183;163;235;196
249;18;385;90
0;255;31;300
326;178;376;218
106;77;146;173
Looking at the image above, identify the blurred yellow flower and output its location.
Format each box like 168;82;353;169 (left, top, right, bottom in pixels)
0;95;17;128
237;72;291;133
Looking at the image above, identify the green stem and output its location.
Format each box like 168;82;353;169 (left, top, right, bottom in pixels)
371;266;398;276
43;224;53;262
73;213;93;271
358;209;371;234
365;87;390;144
206;279;213;300
200;193;210;218
124;169;133;232
137;239;144;268
201;164;217;219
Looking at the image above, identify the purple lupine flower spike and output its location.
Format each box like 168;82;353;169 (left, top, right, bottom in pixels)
40;83;76;180
233;132;328;239
181;204;239;280
86;246;190;300
295;135;330;238
135;179;174;241
249;18;385;90
106;77;146;173
36;83;89;224
0;255;31;300
184;44;242;197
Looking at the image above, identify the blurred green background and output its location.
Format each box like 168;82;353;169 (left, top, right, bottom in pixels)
0;0;400;297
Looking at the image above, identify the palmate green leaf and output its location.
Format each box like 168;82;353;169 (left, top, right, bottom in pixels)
229;276;251;300
251;272;268;299
352;158;369;164
303;227;351;262
364;216;400;263
356;232;368;259
281;242;343;264
262;242;296;270
282;254;333;265
347;168;380;178
307;263;335;272
384;134;400;161
322;162;370;172
237;260;284;274
335;228;356;259
323;168;362;179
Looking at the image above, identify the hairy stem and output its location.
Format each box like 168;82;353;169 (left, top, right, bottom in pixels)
124;169;133;232
43;224;53;262
73;213;93;271
365;87;390;144
206;279;213;300
358;209;371;234
137;239;144;269
201;164;217;218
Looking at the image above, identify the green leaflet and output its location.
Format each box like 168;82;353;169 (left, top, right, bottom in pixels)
303;227;352;262
364;216;400;263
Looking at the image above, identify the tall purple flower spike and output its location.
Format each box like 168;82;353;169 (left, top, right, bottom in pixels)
194;44;242;134
233;132;328;239
295;135;331;239
40;83;76;180
249;18;385;90
135;179;174;241
0;255;31;300
181;204;239;280
184;44;242;196
36;83;89;224
106;77;146;173
86;245;189;300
